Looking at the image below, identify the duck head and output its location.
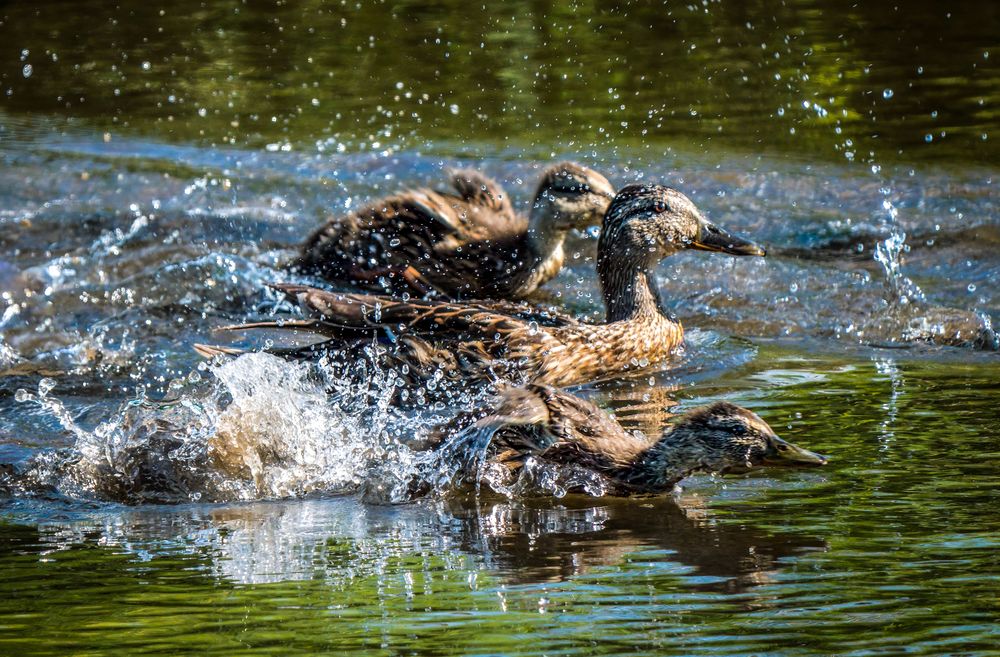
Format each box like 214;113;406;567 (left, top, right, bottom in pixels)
531;161;616;231
669;401;827;475
599;184;765;265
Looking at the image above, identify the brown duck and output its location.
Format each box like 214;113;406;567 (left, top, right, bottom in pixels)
433;384;827;496
196;184;765;388
294;162;615;299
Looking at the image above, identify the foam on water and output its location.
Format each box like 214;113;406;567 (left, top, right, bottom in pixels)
4;350;633;505
6;352;483;504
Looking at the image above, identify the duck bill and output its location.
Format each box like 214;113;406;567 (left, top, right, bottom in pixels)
691;219;766;256
763;436;828;467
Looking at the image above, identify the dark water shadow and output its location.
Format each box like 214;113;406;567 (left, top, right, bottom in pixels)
2;492;827;594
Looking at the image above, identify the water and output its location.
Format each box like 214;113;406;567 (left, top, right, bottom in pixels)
2;1;1000;655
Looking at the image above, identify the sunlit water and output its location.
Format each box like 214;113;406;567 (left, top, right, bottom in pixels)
2;1;1000;655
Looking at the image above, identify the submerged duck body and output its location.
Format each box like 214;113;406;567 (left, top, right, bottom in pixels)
440;385;827;495
199;184;765;389
295;162;615;300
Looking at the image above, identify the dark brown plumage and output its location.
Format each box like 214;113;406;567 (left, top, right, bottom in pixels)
294;162;615;299
197;184;765;389
435;384;827;495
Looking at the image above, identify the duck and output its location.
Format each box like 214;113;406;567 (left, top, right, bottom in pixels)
293;162;616;299
196;184;765;389
430;384;827;496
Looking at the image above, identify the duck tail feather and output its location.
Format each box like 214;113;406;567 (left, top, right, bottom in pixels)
193;343;245;359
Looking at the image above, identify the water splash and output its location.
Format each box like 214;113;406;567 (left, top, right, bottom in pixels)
7;352;473;504
872;190;925;307
4;353;624;505
866;187;995;348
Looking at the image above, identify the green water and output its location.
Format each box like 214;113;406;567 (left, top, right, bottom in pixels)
2;0;999;655
2;0;997;162
2;349;999;655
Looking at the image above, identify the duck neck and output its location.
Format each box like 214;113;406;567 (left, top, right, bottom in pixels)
525;201;569;264
599;256;670;323
625;431;706;492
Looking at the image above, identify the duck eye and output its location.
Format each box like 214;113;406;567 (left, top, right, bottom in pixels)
653;200;668;213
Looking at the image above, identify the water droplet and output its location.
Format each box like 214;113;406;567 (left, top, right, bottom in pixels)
882;88;893;99
924;134;933;143
21;64;32;78
968;284;977;292
449;104;459;115
14;389;30;403
141;61;151;71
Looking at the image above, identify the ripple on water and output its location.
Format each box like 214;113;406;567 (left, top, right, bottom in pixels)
1;126;998;655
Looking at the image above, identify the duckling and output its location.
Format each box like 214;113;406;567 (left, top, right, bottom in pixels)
197;184;765;388
438;384;827;495
294;162;615;299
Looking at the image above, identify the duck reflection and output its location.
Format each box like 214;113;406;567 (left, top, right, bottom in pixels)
17;493;825;595
439;494;825;592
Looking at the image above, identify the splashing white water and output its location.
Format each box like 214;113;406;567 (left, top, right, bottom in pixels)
10;352;482;504
872;192;925;307
8;350;636;504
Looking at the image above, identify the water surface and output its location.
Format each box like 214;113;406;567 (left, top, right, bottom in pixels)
2;1;999;655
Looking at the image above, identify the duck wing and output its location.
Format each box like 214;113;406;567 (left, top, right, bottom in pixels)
299;189;465;261
441;169;520;236
496;385;648;468
296;172;524;296
202;286;616;387
473;385;644;472
377;169;515;243
271;283;580;337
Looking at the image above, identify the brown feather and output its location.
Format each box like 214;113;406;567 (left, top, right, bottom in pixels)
434;385;823;496
204;184;762;390
294;162;614;299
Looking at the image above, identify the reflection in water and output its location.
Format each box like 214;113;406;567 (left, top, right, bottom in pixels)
2;351;999;655
445;496;826;593
17;494;825;594
0;0;997;652
873;358;903;453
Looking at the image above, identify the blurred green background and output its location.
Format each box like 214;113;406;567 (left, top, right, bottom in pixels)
2;0;997;163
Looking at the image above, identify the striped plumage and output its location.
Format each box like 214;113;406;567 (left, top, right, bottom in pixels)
294;163;615;299
436;384;827;495
198;184;764;388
